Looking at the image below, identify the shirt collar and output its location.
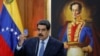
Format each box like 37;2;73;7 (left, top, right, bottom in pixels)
40;36;49;43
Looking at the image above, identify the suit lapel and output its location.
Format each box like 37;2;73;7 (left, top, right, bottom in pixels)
35;38;39;56
43;37;52;56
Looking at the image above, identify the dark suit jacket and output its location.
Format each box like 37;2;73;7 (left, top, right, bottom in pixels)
14;37;65;56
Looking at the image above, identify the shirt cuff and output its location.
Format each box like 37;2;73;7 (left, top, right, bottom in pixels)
17;45;22;50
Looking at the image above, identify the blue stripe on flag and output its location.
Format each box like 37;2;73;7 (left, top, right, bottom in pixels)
0;5;21;52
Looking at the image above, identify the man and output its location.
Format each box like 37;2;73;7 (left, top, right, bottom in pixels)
14;20;65;56
59;2;94;56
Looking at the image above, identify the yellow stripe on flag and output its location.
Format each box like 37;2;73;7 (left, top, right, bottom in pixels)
3;0;23;33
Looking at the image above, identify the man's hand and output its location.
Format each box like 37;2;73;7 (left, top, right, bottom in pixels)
18;34;27;46
63;42;69;49
82;46;89;52
82;46;92;53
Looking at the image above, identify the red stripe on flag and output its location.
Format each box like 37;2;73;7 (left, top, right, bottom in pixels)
0;35;13;56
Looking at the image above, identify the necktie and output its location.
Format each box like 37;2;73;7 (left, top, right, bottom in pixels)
39;41;45;56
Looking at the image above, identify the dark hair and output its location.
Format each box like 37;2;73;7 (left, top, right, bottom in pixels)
37;20;50;30
70;2;82;11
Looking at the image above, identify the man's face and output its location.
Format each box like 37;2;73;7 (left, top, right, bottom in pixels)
37;25;49;40
71;4;81;19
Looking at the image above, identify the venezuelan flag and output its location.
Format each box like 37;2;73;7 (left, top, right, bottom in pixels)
0;0;23;56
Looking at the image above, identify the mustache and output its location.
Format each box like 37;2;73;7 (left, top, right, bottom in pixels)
38;33;43;36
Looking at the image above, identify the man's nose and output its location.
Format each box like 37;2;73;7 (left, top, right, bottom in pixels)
39;30;42;33
74;12;77;15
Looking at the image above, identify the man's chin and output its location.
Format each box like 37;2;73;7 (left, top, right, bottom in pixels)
73;16;76;19
39;37;44;40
